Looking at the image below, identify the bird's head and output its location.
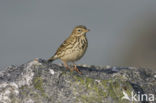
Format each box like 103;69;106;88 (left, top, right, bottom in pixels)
72;25;90;36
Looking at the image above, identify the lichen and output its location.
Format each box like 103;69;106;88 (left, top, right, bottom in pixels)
33;76;46;97
0;82;19;103
72;75;133;103
2;59;150;103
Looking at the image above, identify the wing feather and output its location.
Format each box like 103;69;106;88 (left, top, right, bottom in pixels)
54;36;76;58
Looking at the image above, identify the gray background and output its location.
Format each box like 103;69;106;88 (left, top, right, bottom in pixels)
0;0;156;69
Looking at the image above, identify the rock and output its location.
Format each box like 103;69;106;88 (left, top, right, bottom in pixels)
0;58;155;103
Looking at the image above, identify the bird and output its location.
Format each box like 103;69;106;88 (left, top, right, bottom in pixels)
48;25;90;74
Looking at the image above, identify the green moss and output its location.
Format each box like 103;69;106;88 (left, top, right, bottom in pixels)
73;75;85;85
33;76;46;97
108;81;120;101
80;95;102;103
73;75;133;103
108;80;134;103
19;83;43;102
19;86;27;96
73;75;109;102
18;70;135;103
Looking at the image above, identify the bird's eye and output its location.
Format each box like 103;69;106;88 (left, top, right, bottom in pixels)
77;29;81;32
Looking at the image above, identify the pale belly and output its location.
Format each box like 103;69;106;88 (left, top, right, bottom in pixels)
60;47;87;62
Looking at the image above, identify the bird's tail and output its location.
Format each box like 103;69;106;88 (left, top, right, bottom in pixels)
48;57;54;62
48;55;57;62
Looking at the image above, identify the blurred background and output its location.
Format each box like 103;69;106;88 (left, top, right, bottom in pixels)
0;0;156;70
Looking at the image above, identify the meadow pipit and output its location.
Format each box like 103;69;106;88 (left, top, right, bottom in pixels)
48;25;90;74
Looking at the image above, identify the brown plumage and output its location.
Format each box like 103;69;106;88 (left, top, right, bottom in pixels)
48;25;90;74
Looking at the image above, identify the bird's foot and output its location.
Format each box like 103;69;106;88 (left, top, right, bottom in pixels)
70;66;82;74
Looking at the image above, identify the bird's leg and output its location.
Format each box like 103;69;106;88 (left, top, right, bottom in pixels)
71;62;82;74
62;61;70;70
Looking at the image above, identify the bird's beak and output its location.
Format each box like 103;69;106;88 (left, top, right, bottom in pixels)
85;29;90;33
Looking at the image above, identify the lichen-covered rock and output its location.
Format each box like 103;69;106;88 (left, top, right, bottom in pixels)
0;58;155;103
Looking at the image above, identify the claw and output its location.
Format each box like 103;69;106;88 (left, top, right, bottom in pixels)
74;66;82;74
72;64;82;74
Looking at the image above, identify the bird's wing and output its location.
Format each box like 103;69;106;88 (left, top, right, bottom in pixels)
54;36;75;58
